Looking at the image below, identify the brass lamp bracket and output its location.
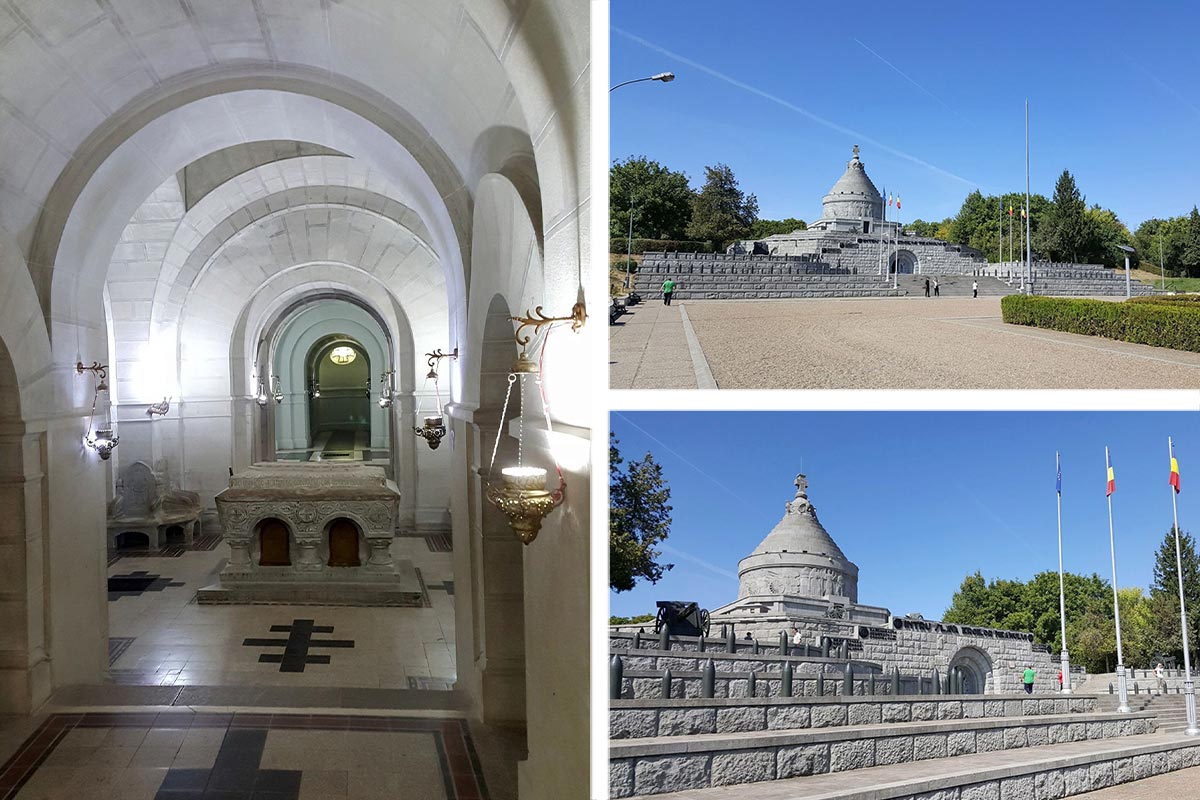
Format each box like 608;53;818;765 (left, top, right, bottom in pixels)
424;347;459;379
76;361;108;382
510;301;587;350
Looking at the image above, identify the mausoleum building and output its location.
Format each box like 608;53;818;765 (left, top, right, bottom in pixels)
711;471;1058;694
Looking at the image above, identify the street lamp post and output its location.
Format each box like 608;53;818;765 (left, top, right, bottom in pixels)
612;72;675;298
610;72;675;92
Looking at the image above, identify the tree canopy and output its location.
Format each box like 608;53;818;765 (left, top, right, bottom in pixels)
749;218;807;238
610;433;674;592
686;163;759;251
609;156;695;240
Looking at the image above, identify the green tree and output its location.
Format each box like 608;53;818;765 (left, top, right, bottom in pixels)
610;614;655;625
1149;526;1200;664
609;433;673;592
1082;206;1134;269
686;163;759;251
1184;206;1200;276
1037;170;1090;262
609;156;695;241
1133;216;1189;278
749;217;806;238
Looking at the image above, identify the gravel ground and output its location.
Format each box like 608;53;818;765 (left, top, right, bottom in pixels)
677;297;1200;389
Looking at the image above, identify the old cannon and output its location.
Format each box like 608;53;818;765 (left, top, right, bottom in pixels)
654;600;711;637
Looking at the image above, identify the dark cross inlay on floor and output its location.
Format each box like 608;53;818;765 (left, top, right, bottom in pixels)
427;580;455;595
107;570;185;600
154;727;300;800
242;619;355;672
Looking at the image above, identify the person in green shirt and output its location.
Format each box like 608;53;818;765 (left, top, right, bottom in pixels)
1023;666;1036;694
661;277;676;306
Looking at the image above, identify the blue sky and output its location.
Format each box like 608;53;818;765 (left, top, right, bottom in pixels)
610;0;1200;229
610;411;1200;620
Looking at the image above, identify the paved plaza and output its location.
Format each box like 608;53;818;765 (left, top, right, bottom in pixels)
610;297;1200;390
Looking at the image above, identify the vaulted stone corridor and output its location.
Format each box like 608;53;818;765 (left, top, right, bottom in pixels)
0;2;592;798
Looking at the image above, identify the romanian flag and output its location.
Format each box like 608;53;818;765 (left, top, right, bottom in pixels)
1009;205;1014;217
1171;454;1181;494
896;196;901;210
1106;451;1115;497
1021;207;1027;219
888;194;893;207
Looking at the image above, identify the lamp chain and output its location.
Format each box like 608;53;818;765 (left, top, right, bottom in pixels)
486;373;517;482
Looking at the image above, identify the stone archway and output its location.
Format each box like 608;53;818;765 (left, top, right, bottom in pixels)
889;250;919;274
949;646;994;694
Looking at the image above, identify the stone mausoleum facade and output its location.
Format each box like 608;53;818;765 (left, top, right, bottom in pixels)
727;145;988;275
710;472;1059;694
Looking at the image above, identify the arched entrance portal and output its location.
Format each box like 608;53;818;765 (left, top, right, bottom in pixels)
307;337;371;455
888;250;919;274
949;646;994;694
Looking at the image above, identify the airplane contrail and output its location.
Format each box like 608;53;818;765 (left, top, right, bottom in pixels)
853;37;963;120
612;26;978;187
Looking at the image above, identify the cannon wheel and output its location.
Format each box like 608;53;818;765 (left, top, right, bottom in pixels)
654;606;668;634
700;609;711;637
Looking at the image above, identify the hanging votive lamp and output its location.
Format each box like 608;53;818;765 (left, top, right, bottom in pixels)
378;369;394;409
413;348;457;450
271;375;283;404
77;362;119;460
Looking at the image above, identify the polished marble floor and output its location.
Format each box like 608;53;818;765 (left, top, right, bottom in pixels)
0;711;486;800
107;537;456;690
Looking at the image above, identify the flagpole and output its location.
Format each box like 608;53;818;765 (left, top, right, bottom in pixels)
1106;445;1131;713
892;199;899;291
878;187;885;277
1168;436;1199;734
1057;451;1071;693
1025;99;1032;295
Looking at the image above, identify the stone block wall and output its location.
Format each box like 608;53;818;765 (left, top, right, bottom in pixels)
610;695;1101;738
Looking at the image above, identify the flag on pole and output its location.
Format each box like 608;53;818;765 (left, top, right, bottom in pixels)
1009;205;1014;217
1106;451;1115;496
1056;452;1062;495
896;196;901;210
888;194;893;207
1171;452;1181;494
1021;206;1027;219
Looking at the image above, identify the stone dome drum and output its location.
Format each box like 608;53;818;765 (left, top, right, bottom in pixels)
736;473;859;602
821;144;883;222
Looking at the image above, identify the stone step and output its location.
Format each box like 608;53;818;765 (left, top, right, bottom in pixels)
611;712;1155;797
612;696;1100;738
615;732;1200;800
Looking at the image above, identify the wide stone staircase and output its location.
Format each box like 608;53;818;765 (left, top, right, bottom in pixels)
895;274;1011;297
634;255;901;300
1026;267;1163;297
610;636;1200;799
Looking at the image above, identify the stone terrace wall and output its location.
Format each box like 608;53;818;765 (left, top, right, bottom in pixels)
717;615;1060;694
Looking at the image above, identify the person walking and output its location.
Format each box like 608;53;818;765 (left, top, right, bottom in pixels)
1057;669;1063;691
1156;662;1167;693
661;277;676;306
972;279;978;298
924;278;930;297
933;278;940;297
1023;665;1036;694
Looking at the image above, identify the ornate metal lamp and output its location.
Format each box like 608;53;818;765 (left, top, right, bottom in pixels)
413;348;457;450
271;375;283;404
378;369;394;409
483;301;586;544
145;397;171;417
77;361;119;460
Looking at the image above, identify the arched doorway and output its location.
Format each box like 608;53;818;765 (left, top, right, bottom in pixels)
889;250;919;274
257;518;292;567
307;337;371;456
327;518;363;567
949;646;994;694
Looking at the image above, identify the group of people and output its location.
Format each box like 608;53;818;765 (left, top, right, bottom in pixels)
923;278;981;298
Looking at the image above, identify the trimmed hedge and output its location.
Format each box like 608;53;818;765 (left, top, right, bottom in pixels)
1128;295;1200;307
1001;295;1200;352
609;238;714;255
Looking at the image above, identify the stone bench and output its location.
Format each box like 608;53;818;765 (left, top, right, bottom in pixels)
611;711;1156;797
107;460;203;550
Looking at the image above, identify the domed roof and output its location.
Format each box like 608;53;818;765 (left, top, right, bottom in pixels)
749;473;851;562
821;145;883;221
